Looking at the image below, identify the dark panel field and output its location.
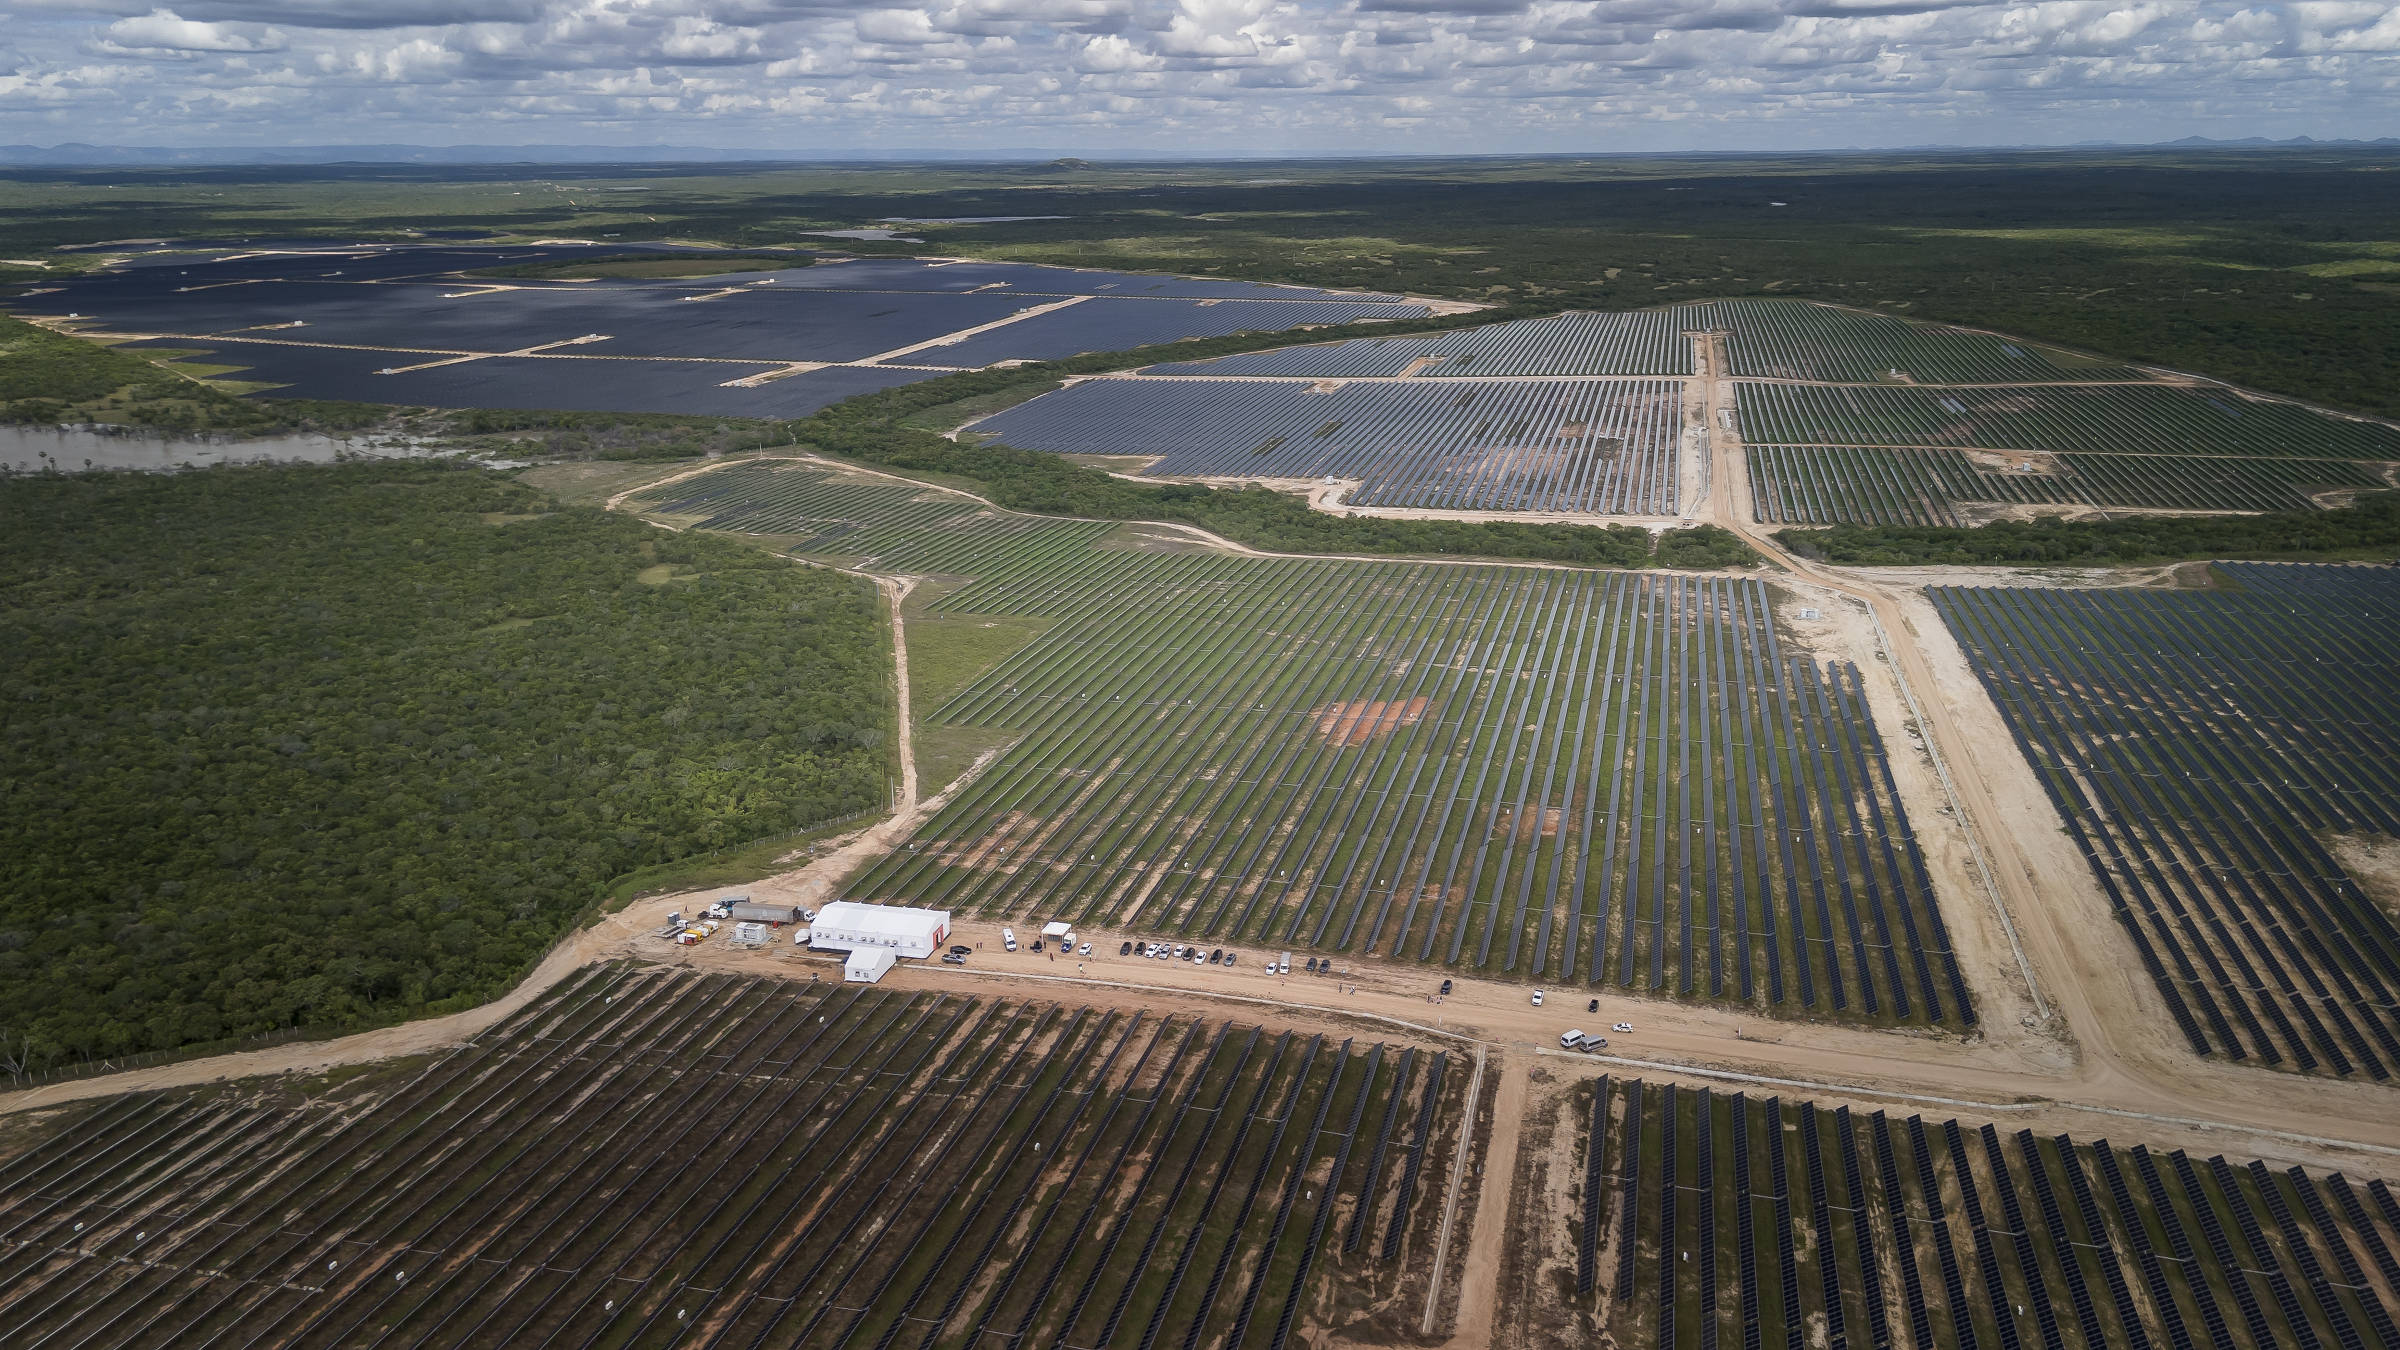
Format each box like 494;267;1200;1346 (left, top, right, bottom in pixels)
1735;382;2400;460
115;339;930;419
1144;307;1706;378
755;257;1408;302
1565;1076;2400;1350
923;296;1430;366
629;460;1972;1025
1747;444;2389;526
3;242;1430;417
1933;564;2400;1078
1708;298;2145;383
0;967;1470;1350
974;376;1685;515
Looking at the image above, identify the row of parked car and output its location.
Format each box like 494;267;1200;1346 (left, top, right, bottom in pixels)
1124;941;1238;967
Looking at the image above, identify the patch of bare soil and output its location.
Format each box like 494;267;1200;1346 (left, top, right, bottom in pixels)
1951;500;2105;527
1105;523;1222;555
1316;697;1431;746
1436;1050;1512;1346
1490;804;1564;842
1488;1067;1598;1350
1816;561;2184;590
1310;379;1348;394
2162;560;2227;589
2325;832;2400;922
1063;452;1164;473
1961;447;2061;475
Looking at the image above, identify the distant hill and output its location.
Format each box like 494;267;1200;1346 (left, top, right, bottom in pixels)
0;143;1204;167
2;138;2395;168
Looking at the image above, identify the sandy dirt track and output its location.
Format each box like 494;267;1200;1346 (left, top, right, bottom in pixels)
1691;330;2400;1168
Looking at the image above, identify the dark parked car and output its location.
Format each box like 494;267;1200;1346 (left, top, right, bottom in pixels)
1305;956;1319;973
1439;979;1453;996
949;945;971;957
1210;948;1224;964
1031;939;1043;953
1120;940;1133;955
1588;998;1599;1013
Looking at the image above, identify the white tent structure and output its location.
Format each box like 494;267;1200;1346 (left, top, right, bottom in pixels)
844;948;897;983
806;902;951;959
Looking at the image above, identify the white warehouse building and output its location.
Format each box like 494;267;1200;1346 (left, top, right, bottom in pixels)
844;948;896;984
804;901;952;961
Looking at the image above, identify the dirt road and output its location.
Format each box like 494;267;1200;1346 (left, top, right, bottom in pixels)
1438;1048;1515;1344
1688;330;2400;1168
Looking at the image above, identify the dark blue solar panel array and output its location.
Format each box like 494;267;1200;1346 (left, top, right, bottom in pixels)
6;242;1427;419
59;280;1039;363
1581;1078;2400;1349
973;376;1684;514
118;340;934;419
923;298;1425;366
56;242;1406;300
1933;563;2400;1079
1145;306;1709;378
759;256;1410;301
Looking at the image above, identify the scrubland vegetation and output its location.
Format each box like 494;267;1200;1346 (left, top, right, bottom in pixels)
0;461;889;1072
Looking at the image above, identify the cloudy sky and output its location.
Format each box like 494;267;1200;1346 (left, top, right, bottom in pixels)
2;0;2396;153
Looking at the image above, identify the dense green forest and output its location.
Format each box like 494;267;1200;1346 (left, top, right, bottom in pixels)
0;461;890;1072
1778;490;2400;565
4;148;2393;416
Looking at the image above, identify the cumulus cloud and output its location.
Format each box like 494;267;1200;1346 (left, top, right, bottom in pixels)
94;8;284;54
175;0;547;25
1;0;2394;148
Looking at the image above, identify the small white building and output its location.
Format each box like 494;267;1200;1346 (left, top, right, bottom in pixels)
807;901;951;960
845;948;896;983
